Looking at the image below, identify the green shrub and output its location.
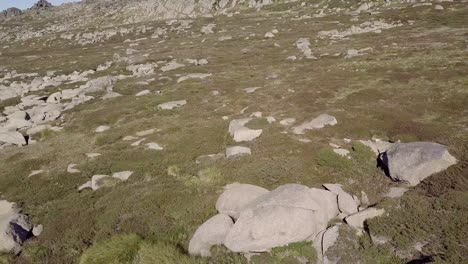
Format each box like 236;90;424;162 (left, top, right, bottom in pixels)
79;234;142;264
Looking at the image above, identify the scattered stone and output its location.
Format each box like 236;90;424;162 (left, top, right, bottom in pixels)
345;207;385;229
385;187;409;198
434;5;444;10
333;148;351;158
123;136;138;141
95;125;110;133
131;139;145;146
135;90;151;96
188;214;234;257
296;38;316;59
280;118;296;126
158;100;187;110
359;139;394;155
293;114;337;134
264;31;275;38
229;118;263;142
67;164;80;173
243;87;261;93
112;171;134;181
32;225;43;237
160;61;185;72
379;142;457;186
215;183;269;219
86;153;101;158
195;153;225;164
90;175;119;191
26;125;51;135
226;146;251;158
136;129;155;136
177;73;212;83
102;91;122;100
28;170;44;177
146;142;163;150
201;23;216;34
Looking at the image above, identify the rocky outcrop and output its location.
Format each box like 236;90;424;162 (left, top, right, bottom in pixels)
31;0;53;10
0;8;22;20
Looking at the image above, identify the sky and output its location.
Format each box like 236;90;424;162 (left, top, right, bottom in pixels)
1;0;80;11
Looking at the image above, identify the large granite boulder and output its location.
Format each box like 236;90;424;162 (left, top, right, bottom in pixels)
188;214;233;257
215;183;269;220
224;184;339;252
379;142;457;186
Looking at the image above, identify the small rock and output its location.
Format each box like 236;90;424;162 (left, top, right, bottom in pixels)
67;164;80;173
280;118;296;126
136;129;155;137
86;153;101;158
293;114;337;134
28;170;43;177
196;153;225;164
146;142;163;150
112;171;134;181
131;139;145;146
95;125;110;133
345;207;385;229
229;118;263;142
158;100;187;110
226;146;251;158
136;90;151;97
32;225;43;237
123;136;138;141
385;187;409;198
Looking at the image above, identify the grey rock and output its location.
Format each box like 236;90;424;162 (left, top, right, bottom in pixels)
293;114;337;134
379;142;457;186
0;131;27;146
226;146;251;158
0;201;33;254
215;183;269;220
224;184;338;253
189;214;234;257
345;207;385;229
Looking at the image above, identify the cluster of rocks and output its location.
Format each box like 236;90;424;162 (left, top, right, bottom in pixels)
188;183;382;260
78;171;134;191
189;140;457;261
0;71;120;148
0;200;41;254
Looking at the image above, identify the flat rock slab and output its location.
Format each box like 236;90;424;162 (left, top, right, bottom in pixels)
95;125;110;133
293;114;337;134
158;100;187;110
229;118;263;142
345;207;385;229
380;142;457;186
226;146;251;158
